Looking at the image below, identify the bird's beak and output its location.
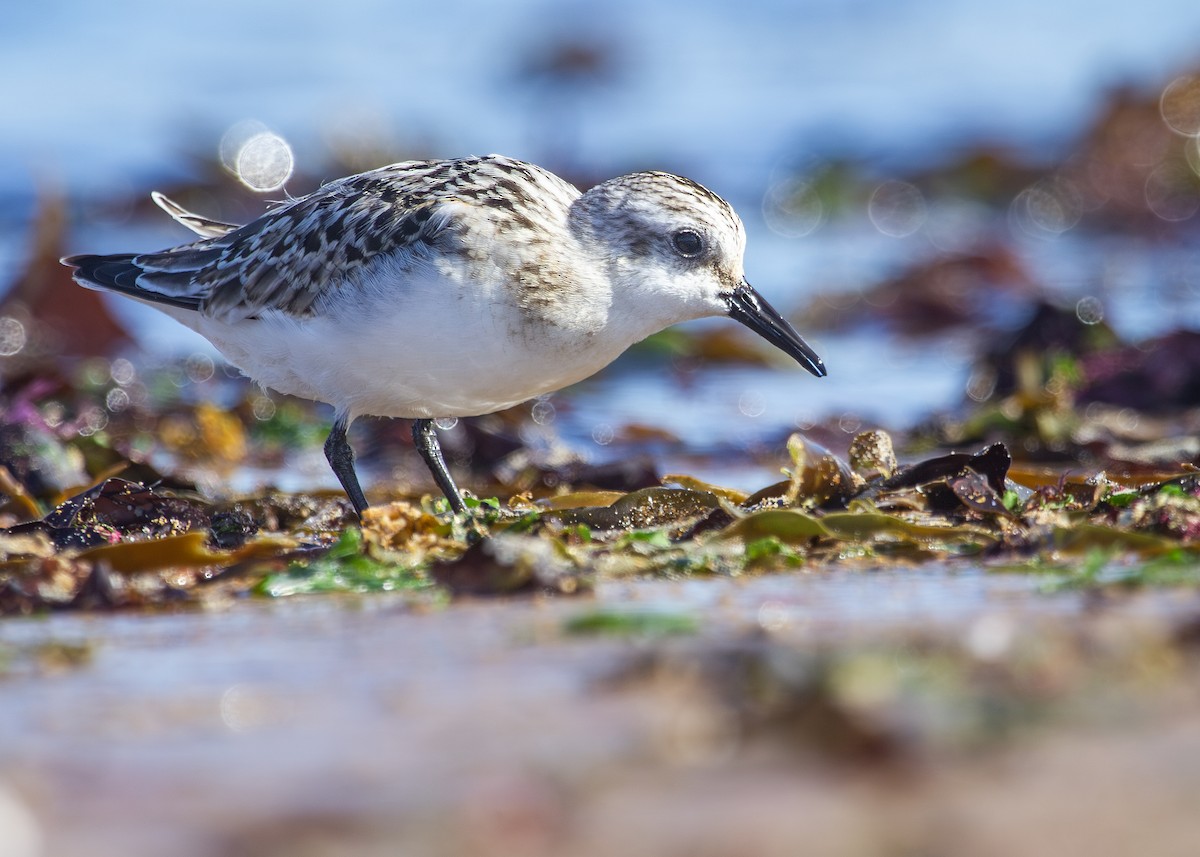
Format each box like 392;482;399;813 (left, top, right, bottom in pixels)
725;281;827;377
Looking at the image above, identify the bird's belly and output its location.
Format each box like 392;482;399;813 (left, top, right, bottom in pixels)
192;299;621;420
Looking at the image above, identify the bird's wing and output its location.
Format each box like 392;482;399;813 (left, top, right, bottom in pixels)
151;191;241;238
63;156;579;323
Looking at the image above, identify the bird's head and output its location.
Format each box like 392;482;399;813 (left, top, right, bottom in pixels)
570;171;826;377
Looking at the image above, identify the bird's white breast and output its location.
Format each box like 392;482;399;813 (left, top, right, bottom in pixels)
166;248;632;420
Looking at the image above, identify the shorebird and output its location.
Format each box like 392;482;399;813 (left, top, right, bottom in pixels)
63;155;826;516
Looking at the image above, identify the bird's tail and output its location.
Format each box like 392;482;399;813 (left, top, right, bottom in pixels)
61;252;206;311
61;191;244;312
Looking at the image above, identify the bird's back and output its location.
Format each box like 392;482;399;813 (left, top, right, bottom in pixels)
63;154;582;324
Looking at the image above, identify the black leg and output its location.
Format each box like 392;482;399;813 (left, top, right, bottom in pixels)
324;415;369;517
412;419;467;514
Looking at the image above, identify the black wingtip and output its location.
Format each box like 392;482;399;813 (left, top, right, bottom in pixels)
60;252;108;274
64;253;141;290
61;252;203;311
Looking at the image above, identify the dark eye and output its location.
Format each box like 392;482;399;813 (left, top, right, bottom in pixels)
671;229;704;258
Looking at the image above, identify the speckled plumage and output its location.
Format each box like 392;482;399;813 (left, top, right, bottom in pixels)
81;157;578;321
64;154;825;515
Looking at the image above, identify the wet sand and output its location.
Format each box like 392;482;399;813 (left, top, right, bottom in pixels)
3;567;1200;857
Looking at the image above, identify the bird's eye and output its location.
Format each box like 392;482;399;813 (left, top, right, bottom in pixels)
671;229;704;258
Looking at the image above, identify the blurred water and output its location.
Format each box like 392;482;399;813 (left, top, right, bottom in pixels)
5;0;1200;460
0;566;1111;857
7;0;1200;200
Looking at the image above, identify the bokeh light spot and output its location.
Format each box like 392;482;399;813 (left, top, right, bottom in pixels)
1186;137;1200;178
42;402;65;428
78;408;108;437
1075;296;1104;325
251;396;276;421
109;357;136;386
867;180;927;237
220;684;272;732
236;132;294;192
965;367;997;402
531;399;556;425
762;177;824;238
1144;162;1200;221
1160;75;1200;137
1010;177;1082;237
0;317;27;356
221;121;293;192
737;391;766;418
757;600;795;633
82;358;111;388
185;352;215;384
105;387;130;413
1117;408;1140;432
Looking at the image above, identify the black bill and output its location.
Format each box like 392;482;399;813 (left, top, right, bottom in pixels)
725;281;827;377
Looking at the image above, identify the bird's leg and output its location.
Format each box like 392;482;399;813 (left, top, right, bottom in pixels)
324;416;370;517
412;419;468;514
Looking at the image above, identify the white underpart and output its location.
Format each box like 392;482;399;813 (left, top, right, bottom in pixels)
103;157;752;423
156;239;725;421
161;272;620;421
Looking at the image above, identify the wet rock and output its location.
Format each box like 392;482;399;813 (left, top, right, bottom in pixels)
9;478;211;551
210;507;261;550
545;486;720;533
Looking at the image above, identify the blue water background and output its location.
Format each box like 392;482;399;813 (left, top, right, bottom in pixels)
4;0;1200;486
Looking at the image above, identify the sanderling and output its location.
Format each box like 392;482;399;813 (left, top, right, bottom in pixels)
63;154;826;516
